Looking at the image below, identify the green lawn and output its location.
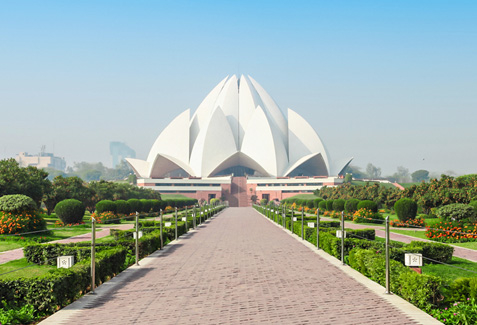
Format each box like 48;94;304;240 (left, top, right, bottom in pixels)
423;257;477;281
450;242;477;250
284;194;320;200
161;194;193;200
0;258;55;280
0;226;99;252
390;229;429;240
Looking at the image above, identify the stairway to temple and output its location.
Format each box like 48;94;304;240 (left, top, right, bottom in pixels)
229;177;250;207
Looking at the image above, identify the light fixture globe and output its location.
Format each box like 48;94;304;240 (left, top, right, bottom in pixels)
127;75;352;179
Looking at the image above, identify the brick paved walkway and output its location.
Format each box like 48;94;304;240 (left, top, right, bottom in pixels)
44;208;434;325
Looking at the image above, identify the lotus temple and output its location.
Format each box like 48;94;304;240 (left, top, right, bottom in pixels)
126;75;352;207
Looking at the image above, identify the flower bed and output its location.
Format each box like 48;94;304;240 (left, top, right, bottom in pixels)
425;221;477;243
0;211;46;234
390;218;426;228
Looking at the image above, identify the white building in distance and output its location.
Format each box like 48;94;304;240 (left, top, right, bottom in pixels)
127;75;352;206
16;152;66;171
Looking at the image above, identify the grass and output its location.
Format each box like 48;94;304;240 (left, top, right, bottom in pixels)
390;229;428;240
0;258;55;280
161;194;193;200
449;242;477;250
0;226;100;252
422;256;477;282
284;194;320;200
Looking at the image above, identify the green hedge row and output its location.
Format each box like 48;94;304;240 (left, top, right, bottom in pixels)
0;247;126;314
349;248;441;311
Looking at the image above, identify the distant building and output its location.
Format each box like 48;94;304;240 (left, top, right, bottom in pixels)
16;152;66;171
110;142;136;168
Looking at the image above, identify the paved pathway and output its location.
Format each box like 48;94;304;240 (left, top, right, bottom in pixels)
42;207;438;324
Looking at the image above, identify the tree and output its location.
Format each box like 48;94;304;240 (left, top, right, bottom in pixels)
0;159;51;206
393;166;411;183
43;176;96;214
411;170;429;182
366;163;382;179
343;165;366;179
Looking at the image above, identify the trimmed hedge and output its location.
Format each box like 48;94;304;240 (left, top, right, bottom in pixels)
332;199;346;212
357;200;378;213
437;203;476;222
115;200;131;215
54;199;85;224
0;246;126;314
349;248;441;310
394;198;418;221
313;198;323;208
127;199;142;213
95;200;116;214
345;199;360;213
325;200;334;211
318;200;327;211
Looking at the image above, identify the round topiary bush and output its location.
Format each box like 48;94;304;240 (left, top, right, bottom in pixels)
345;199;360;213
437;203;476;222
332;199;346;212
95;200;117;214
0;194;46;234
0;194;37;213
115;200;131;215
313;198;323;208
357;200;378;213
306;200;314;209
326;200;334;211
127;199;142;213
260;198;268;205
394;198;418;222
318;200;327;211
55;199;85;224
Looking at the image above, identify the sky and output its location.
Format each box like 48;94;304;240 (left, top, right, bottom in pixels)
1;1;476;177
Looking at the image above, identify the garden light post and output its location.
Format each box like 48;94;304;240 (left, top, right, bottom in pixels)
385;215;390;294
291;207;294;233
91;217;96;293
316;208;320;250
193;206;196;229
341;211;345;265
160;209;163;250
301;208;304;240
175;207;178;240
135;212;139;266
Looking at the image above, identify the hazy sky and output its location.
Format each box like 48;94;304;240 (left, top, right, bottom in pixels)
1;1;476;176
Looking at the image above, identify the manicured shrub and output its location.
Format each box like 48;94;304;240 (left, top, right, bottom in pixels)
318;200;327;211
313;198;323;208
151;200;162;212
437;203;477;222
326;200;334;211
95;200;116;214
210;198;219;206
345;199;360;213
55;199;85;224
406;241;454;264
127;199;142;213
357;200;378;213
306;200;314;209
140;199;153;213
332;199;346;212
394;198;418;222
115;200;131;215
0;194;37;213
260;198;268;205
